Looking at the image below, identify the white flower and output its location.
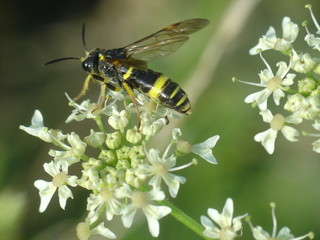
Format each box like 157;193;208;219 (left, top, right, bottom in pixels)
248;203;313;240
49;132;87;168
140;111;167;136
249;17;298;55
243;59;295;110
65;94;114;123
200;198;247;240
172;128;219;164
305;33;320;51
19;109;64;143
117;184;171;237
76;222;116;240
254;110;299;154
34;161;77;212
304;5;320;51
136;145;190;198
86;183;122;223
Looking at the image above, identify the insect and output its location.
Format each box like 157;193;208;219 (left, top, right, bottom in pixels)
45;19;209;126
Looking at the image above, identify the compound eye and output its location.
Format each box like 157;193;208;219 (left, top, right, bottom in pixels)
82;60;92;72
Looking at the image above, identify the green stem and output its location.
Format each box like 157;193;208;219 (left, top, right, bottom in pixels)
157;199;213;240
95;115;106;133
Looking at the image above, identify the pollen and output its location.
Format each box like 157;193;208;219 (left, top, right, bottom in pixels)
99;186;113;202
152;162;168;176
266;76;282;91
132;191;148;208
52;172;68;187
270;114;285;130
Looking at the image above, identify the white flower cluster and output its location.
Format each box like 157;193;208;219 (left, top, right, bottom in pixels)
238;5;320;154
20;91;219;239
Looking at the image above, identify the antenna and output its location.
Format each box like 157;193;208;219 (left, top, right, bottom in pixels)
82;23;88;51
43;57;81;66
43;23;88;67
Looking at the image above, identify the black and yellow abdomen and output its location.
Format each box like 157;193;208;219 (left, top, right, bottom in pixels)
120;66;191;115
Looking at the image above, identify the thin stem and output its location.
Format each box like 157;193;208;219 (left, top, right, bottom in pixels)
95;115;106;133
157;199;213;240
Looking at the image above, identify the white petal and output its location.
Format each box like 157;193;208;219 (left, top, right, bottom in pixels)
259;109;273;123
276;227;294;238
144;205;171;220
275;61;288;76
312;119;320;131
252;226;271;240
207;208;223;226
273;89;285;105
282;17;299;43
281;126;299;142
172;128;182;140
34;180;56;212
249;27;277;55
192;135;219;164
58;185;73;210
91;222;117;239
67;175;78;187
281;73;295;86
254;129;277;154
146;216;160;237
43;161;60;177
121;204;137;228
221;198;234;226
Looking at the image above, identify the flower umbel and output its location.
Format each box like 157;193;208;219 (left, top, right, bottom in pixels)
238;10;320;154
21;91;220;239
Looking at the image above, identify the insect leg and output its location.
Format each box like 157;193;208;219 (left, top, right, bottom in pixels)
97;83;107;109
74;74;92;101
121;81;141;130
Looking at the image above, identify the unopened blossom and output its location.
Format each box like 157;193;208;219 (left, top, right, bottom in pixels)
201;198;247;240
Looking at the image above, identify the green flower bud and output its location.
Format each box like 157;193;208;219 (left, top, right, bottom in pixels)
176;140;192;154
313;62;320;74
99;150;116;163
108;109;129;130
84;129;105;148
298;78;316;95
105;131;122;149
126;128;142;144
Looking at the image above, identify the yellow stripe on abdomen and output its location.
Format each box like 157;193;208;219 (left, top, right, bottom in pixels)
148;75;169;99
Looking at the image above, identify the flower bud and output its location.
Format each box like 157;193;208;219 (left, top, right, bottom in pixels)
84;129;105;148
298;78;316;95
105;131;122;149
176;140;192;154
108;108;129;130
126;128;142;144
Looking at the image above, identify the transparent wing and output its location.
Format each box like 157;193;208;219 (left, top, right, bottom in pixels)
123;18;209;61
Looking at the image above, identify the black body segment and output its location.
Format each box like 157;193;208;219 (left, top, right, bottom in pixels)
118;65;191;114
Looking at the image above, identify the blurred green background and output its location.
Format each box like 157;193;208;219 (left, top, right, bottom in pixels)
1;0;320;239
